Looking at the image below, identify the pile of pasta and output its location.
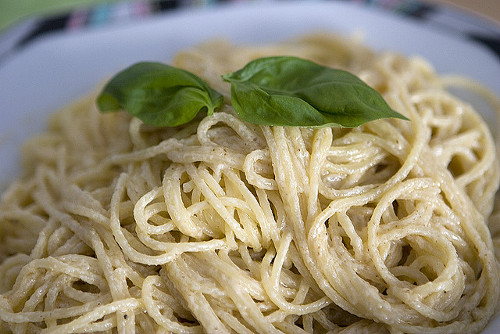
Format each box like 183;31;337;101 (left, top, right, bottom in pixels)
0;33;499;333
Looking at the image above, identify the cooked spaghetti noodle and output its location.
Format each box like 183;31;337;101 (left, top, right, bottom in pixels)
0;33;499;333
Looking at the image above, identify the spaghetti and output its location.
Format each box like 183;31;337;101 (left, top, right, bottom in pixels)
0;33;499;333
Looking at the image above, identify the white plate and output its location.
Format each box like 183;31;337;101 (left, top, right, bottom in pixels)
0;1;499;332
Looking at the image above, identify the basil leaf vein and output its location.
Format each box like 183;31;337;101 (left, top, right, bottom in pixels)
97;62;224;127
222;56;407;127
96;56;408;129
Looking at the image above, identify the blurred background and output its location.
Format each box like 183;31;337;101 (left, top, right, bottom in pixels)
1;0;499;33
425;0;499;23
1;0;499;62
1;0;499;32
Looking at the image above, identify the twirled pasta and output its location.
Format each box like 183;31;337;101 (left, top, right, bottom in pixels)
0;33;499;333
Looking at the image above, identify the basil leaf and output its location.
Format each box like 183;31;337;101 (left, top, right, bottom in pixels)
97;62;224;127
222;56;407;127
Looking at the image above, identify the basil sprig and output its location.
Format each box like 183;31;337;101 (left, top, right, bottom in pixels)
97;62;223;127
222;56;406;127
97;57;407;128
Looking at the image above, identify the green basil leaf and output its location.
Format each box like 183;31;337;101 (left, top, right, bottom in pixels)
222;56;408;127
97;62;224;127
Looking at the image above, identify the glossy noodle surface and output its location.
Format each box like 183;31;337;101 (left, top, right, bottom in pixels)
0;34;499;333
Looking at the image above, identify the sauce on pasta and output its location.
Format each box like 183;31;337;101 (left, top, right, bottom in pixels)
0;33;499;333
